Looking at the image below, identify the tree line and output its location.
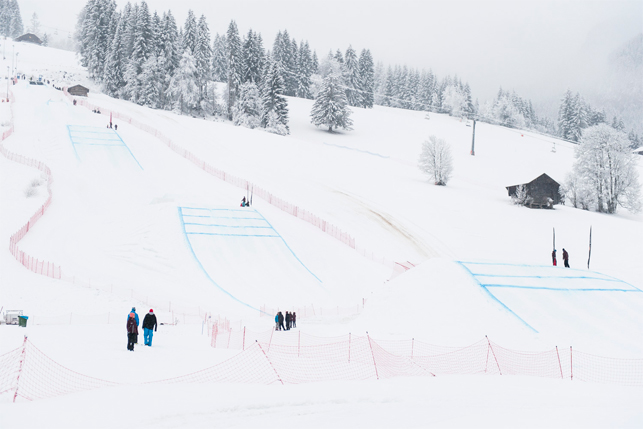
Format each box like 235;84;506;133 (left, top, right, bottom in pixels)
0;0;23;39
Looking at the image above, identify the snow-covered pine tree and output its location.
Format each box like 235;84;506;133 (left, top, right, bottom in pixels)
442;85;467;117
124;0;153;104
358;49;374;108
182;10;198;55
232;82;262;129
418;135;454;186
195;14;212;102
226;20;243;119
261;58;289;135
343;45;361;107
150;11;161;57
211;33;228;83
139;54;161;108
295;40;313;99
310;72;353;132
103;11;126;97
311;50;319;74
158;10;180;109
166;50;199;114
7;0;22;38
242;29;264;85
78;0;117;80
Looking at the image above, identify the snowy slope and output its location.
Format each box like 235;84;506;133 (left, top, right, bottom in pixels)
0;42;641;428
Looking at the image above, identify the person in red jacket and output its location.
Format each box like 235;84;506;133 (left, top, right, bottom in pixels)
127;312;138;351
552;249;557;266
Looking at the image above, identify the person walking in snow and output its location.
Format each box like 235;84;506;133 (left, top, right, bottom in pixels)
278;311;285;331
552;249;557;266
127;312;138;351
127;307;140;343
142;309;157;346
292;312;296;328
562;248;570;268
275;313;280;330
285;312;291;330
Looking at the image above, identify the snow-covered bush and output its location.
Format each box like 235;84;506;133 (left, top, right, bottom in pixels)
418;135;454;186
441;85;467;118
263;111;289;136
511;185;530;205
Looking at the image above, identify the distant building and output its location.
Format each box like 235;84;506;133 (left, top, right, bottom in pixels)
15;33;42;45
67;85;89;97
506;173;561;209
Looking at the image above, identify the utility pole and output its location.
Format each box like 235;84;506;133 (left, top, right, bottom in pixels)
470;119;476;155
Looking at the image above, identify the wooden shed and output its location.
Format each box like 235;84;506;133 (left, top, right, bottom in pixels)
506;173;561;209
15;33;42;45
68;85;89;97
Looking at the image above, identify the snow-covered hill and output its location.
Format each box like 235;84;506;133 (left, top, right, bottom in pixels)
0;42;641;428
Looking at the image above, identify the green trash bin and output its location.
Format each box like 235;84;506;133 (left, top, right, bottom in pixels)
18;316;28;327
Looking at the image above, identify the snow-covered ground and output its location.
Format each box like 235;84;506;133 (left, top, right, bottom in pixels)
0;42;641;428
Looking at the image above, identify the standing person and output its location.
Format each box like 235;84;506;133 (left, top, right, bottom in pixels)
285;312;291;330
142;309;157;346
240;196;247;207
278;311;285;331
552;249;557;266
127;307;140;343
292;312;296;328
114;124;118;131
562;248;570;268
127;313;138;351
274;312;279;330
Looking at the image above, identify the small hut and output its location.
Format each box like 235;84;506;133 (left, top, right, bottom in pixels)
506;173;561;209
68;85;89;97
15;33;42;45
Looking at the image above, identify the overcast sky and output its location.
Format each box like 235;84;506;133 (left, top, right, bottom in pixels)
20;0;643;108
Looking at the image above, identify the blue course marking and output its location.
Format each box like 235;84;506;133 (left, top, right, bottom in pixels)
182;207;255;213
69;136;123;142
457;262;538;333
182;215;264;220
67;125;80;160
251;209;322;283
71;143;127;146
184;223;272;229
483;284;642;293
323;142;390;159
186;232;280;237
67;125;143;170
177;207;269;315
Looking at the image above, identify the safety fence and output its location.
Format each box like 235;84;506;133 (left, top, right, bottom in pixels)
62;89;403;271
2;335;641;402
0;92;63;280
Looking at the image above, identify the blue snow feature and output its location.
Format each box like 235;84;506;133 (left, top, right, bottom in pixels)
457;262;538;333
66;125;143;170
323;142;390;159
177;207;267;315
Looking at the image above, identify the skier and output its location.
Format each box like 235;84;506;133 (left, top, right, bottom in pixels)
240;196;248;207
562;248;570;268
552;249;557;266
285;312;291;330
142;309;157;346
127;312;138;351
278;311;285;331
292;312;296;328
127;307;140;343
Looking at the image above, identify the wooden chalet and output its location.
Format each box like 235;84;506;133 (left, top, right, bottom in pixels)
68;85;89;97
506;173;561;209
15;33;42;45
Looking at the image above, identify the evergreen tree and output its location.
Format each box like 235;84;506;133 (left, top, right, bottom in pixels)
139;54;161;108
311;50;319;74
78;0;117;80
242;29;264;85
195;14;212;100
166;50;199;114
158;10;179;108
226;20;243;119
310;72;353;132
232;82;262;128
124;0;153;103
103;11;126;97
358;49;374;108
343;45;361;107
211;33;228;82
8;0;22;38
295;40;313;99
182;10;197;55
261;58;289;134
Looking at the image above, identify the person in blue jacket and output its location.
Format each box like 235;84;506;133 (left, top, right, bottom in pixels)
127;307;140;343
275;313;279;330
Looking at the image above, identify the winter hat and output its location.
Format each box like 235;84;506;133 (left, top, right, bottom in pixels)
129;312;135;318
132;307;136;312
149;309;153;313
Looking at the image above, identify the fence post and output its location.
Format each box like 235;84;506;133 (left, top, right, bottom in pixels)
366;332;379;380
556;346;563;379
485;336;502;375
570;346;573;381
12;336;28;403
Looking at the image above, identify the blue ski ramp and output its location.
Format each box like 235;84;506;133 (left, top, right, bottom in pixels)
458;262;643;349
179;207;323;309
67;125;143;170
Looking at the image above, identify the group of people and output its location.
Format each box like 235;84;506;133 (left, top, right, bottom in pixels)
126;307;157;351
240;196;251;207
274;311;296;331
552;248;570;268
106;122;118;130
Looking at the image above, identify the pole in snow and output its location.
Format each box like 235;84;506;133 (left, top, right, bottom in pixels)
470;119;476;155
587;226;592;269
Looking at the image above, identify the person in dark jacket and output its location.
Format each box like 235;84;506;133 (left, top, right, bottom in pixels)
285;312;291;330
292;312;296;328
127;313;138;351
552;249;557;266
127;307;140;344
142;309;157;346
562;248;570;268
278;312;285;331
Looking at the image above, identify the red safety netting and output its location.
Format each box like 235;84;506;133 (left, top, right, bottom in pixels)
1;92;63;280
62;88;404;271
1;335;641;402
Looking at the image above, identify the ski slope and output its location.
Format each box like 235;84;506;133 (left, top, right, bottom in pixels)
0;42;641;428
